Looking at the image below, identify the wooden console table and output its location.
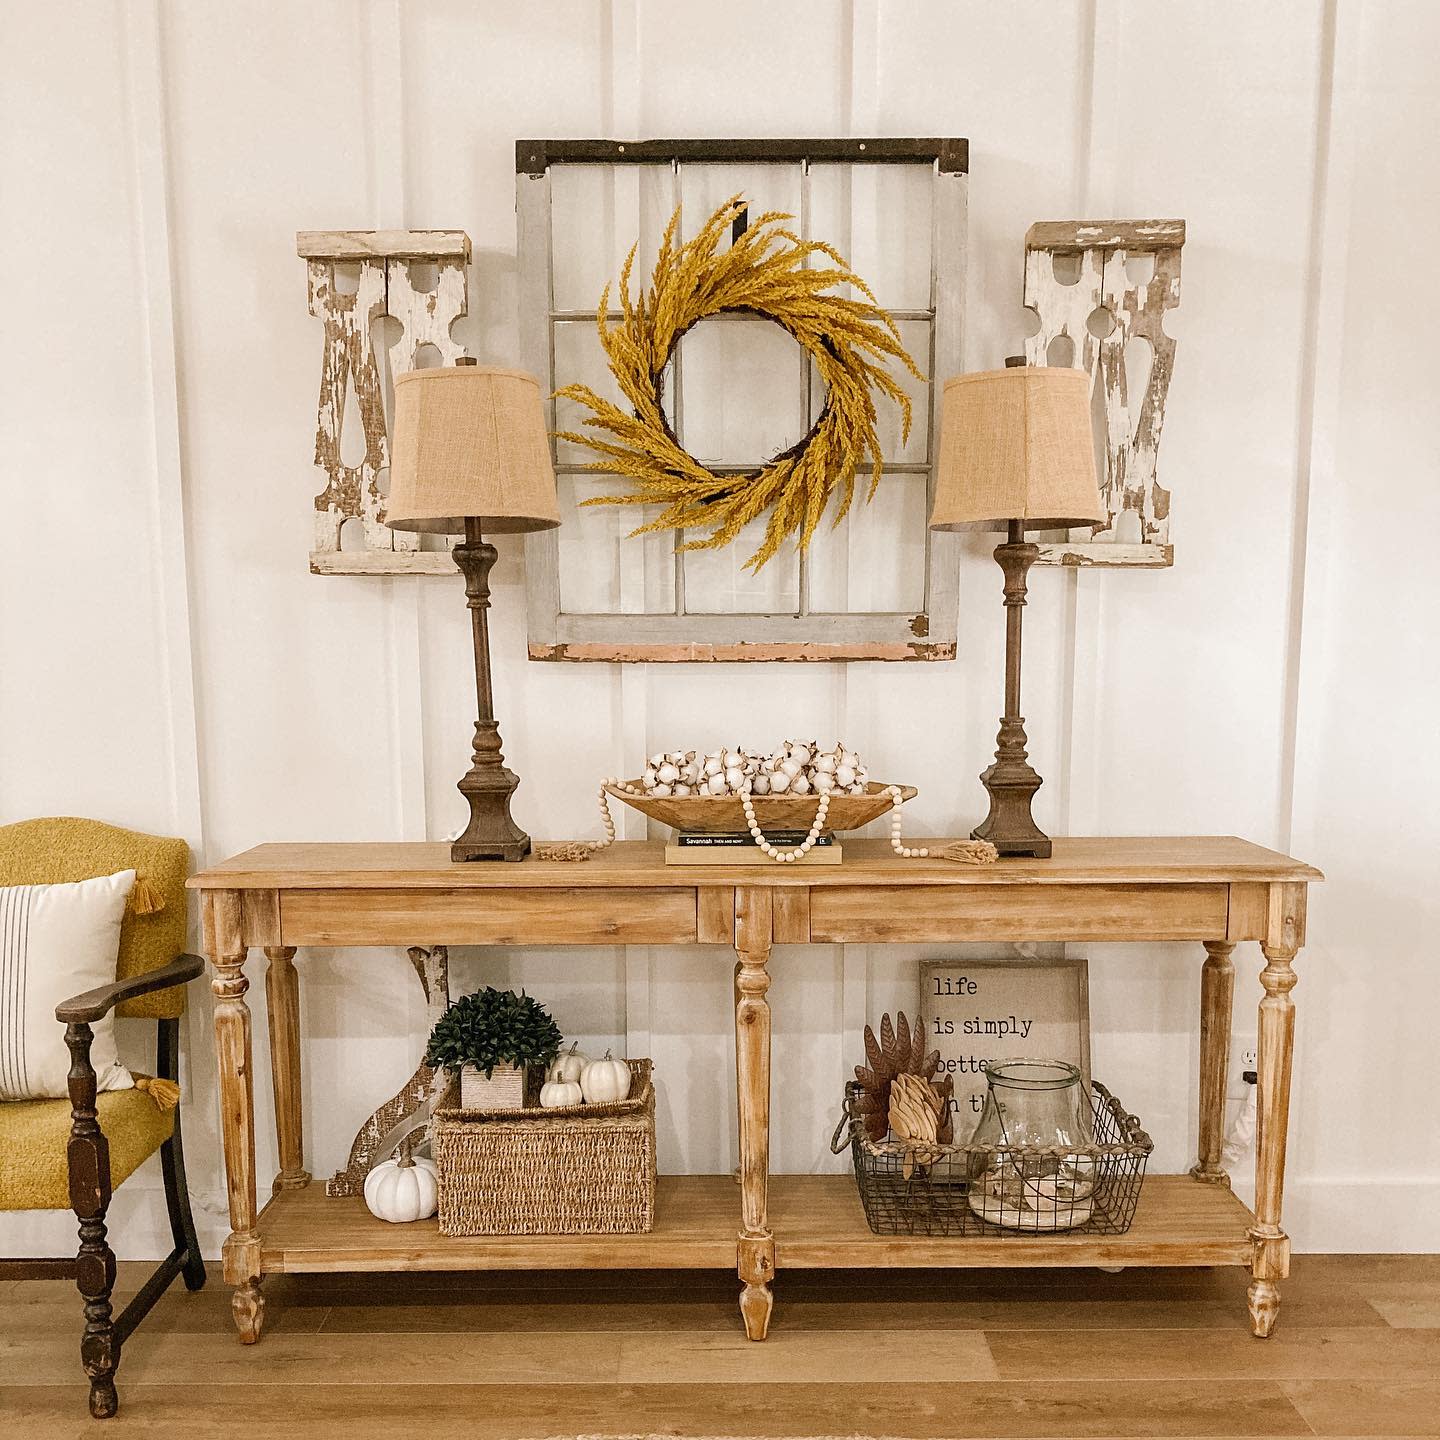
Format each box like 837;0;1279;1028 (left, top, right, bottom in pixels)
189;836;1319;1343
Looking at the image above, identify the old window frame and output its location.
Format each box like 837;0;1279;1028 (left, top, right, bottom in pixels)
517;138;968;662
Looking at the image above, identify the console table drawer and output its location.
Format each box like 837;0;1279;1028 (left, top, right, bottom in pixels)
278;887;698;946
809;883;1228;942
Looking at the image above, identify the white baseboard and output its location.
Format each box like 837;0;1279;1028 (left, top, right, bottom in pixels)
1277;1177;1440;1253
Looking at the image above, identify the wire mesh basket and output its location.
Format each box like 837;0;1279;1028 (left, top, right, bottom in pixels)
832;1078;1153;1237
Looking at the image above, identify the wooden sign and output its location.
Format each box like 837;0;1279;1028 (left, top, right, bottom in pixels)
919;958;1091;1138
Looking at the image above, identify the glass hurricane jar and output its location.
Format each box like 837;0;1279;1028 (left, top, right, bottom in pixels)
967;1058;1098;1231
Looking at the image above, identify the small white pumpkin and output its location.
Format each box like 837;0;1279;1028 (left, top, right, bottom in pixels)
548;1041;589;1083
580;1049;632;1104
540;1078;583;1108
363;1134;438;1224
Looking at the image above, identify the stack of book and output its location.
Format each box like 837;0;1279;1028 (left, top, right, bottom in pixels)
664;830;842;866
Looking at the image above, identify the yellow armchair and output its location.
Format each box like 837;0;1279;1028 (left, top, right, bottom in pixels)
0;818;207;1420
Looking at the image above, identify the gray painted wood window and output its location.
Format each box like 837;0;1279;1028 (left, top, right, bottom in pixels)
517;139;967;662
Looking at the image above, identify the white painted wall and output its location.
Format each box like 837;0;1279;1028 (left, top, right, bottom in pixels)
2;0;1436;1258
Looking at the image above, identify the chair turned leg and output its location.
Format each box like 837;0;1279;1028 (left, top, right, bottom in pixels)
66;1022;121;1419
157;1017;207;1292
161;1116;207;1292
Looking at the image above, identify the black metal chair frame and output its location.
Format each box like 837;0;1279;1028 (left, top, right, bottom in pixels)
1;955;209;1419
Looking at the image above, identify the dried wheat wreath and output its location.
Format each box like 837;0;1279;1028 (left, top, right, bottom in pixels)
556;195;924;573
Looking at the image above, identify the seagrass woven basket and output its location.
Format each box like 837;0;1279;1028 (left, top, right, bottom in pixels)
432;1058;655;1236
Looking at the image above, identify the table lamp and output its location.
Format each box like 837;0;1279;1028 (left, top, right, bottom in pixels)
930;360;1104;858
386;360;560;861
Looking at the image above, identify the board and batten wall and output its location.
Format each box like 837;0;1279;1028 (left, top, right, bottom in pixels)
2;0;1435;1257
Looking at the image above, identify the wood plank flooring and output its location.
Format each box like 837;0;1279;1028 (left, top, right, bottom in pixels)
3;1255;1437;1439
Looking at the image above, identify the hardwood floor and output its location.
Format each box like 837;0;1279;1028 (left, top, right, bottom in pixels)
3;1255;1438;1438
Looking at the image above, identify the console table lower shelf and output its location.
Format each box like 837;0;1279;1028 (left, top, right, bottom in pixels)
254;1174;1256;1275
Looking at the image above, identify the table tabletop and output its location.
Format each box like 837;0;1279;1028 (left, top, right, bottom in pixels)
189;835;1322;891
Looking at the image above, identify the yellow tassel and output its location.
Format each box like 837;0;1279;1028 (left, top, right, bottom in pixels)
134;1076;180;1111
127;876;166;916
938;840;1000;866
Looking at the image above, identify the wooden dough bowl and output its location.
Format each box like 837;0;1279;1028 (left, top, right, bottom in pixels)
606;781;917;835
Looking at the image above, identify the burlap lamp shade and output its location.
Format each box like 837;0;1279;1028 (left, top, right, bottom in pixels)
386;365;560;534
931;366;1104;532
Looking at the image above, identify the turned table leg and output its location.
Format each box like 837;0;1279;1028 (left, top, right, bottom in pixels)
264;946;310;1191
204;891;265;1343
732;958;744;1185
1191;940;1236;1185
734;887;775;1340
1248;883;1304;1337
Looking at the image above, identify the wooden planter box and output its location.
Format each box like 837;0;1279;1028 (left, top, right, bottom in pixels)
459;1062;528;1110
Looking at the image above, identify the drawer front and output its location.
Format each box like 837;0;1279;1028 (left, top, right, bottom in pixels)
280;887;697;946
809;883;1229;943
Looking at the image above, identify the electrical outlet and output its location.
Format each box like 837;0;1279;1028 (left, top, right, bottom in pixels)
1230;1038;1258;1096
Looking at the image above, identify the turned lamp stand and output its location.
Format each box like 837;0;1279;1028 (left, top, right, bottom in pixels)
974;519;1050;858
452;519;529;861
383;360;560;861
929;361;1103;859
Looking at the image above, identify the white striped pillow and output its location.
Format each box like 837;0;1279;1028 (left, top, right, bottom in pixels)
0;871;135;1100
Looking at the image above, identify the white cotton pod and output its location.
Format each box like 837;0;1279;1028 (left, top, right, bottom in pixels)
724;765;745;789
815;752;837;775
779;758;802;779
657;762;679;785
789;744;812;767
791;773;812;795
674;783;692;796
706;773;729;796
649;752;666;769
813;773;835;794
769;770;792;793
724;750;745;769
848;782;866;794
835;764;856;788
652;783;673;796
752;773;771;795
642;766;658;790
704;755;724;778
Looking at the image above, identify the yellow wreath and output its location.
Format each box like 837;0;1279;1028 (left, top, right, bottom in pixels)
555;195;925;573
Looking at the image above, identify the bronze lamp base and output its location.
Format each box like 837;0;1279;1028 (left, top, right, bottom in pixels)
450;522;530;862
973;525;1051;859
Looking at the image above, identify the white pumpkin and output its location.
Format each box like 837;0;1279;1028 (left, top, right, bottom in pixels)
548;1041;589;1083
363;1136;438;1223
540;1078;583;1108
580;1049;632;1104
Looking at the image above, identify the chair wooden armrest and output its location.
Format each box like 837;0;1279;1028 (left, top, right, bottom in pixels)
55;954;205;1025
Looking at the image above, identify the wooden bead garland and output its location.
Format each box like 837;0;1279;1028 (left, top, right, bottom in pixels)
740;788;830;863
